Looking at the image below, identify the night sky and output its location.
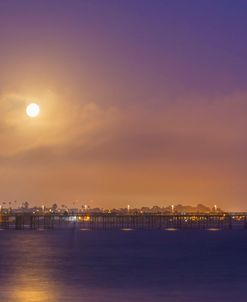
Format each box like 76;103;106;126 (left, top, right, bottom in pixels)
0;0;247;210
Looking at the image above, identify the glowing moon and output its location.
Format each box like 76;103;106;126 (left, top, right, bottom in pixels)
26;103;40;118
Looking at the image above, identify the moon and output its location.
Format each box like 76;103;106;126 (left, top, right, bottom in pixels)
26;103;40;118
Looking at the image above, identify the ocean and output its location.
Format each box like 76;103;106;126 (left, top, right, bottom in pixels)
0;228;247;301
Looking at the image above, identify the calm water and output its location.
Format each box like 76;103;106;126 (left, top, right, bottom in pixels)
0;229;247;301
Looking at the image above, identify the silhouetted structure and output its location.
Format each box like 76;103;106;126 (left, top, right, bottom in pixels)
0;212;247;230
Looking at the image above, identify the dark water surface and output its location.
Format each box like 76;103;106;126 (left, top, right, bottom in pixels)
0;229;247;301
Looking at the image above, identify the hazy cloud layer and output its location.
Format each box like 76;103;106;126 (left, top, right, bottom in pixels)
0;90;247;209
1;0;247;209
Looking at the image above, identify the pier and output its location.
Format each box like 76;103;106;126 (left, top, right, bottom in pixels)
0;213;247;230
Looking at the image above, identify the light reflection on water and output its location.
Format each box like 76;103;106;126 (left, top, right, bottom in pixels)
11;280;55;302
207;228;220;232
0;229;247;301
165;228;177;231
1;232;57;302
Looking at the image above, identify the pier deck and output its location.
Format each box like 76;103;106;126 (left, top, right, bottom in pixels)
0;213;246;230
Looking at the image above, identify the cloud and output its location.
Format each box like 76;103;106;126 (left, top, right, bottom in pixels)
2;90;247;166
1;89;247;208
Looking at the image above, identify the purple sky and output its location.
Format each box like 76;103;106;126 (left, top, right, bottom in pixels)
0;0;247;210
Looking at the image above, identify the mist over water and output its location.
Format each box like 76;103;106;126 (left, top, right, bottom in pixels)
0;229;247;301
